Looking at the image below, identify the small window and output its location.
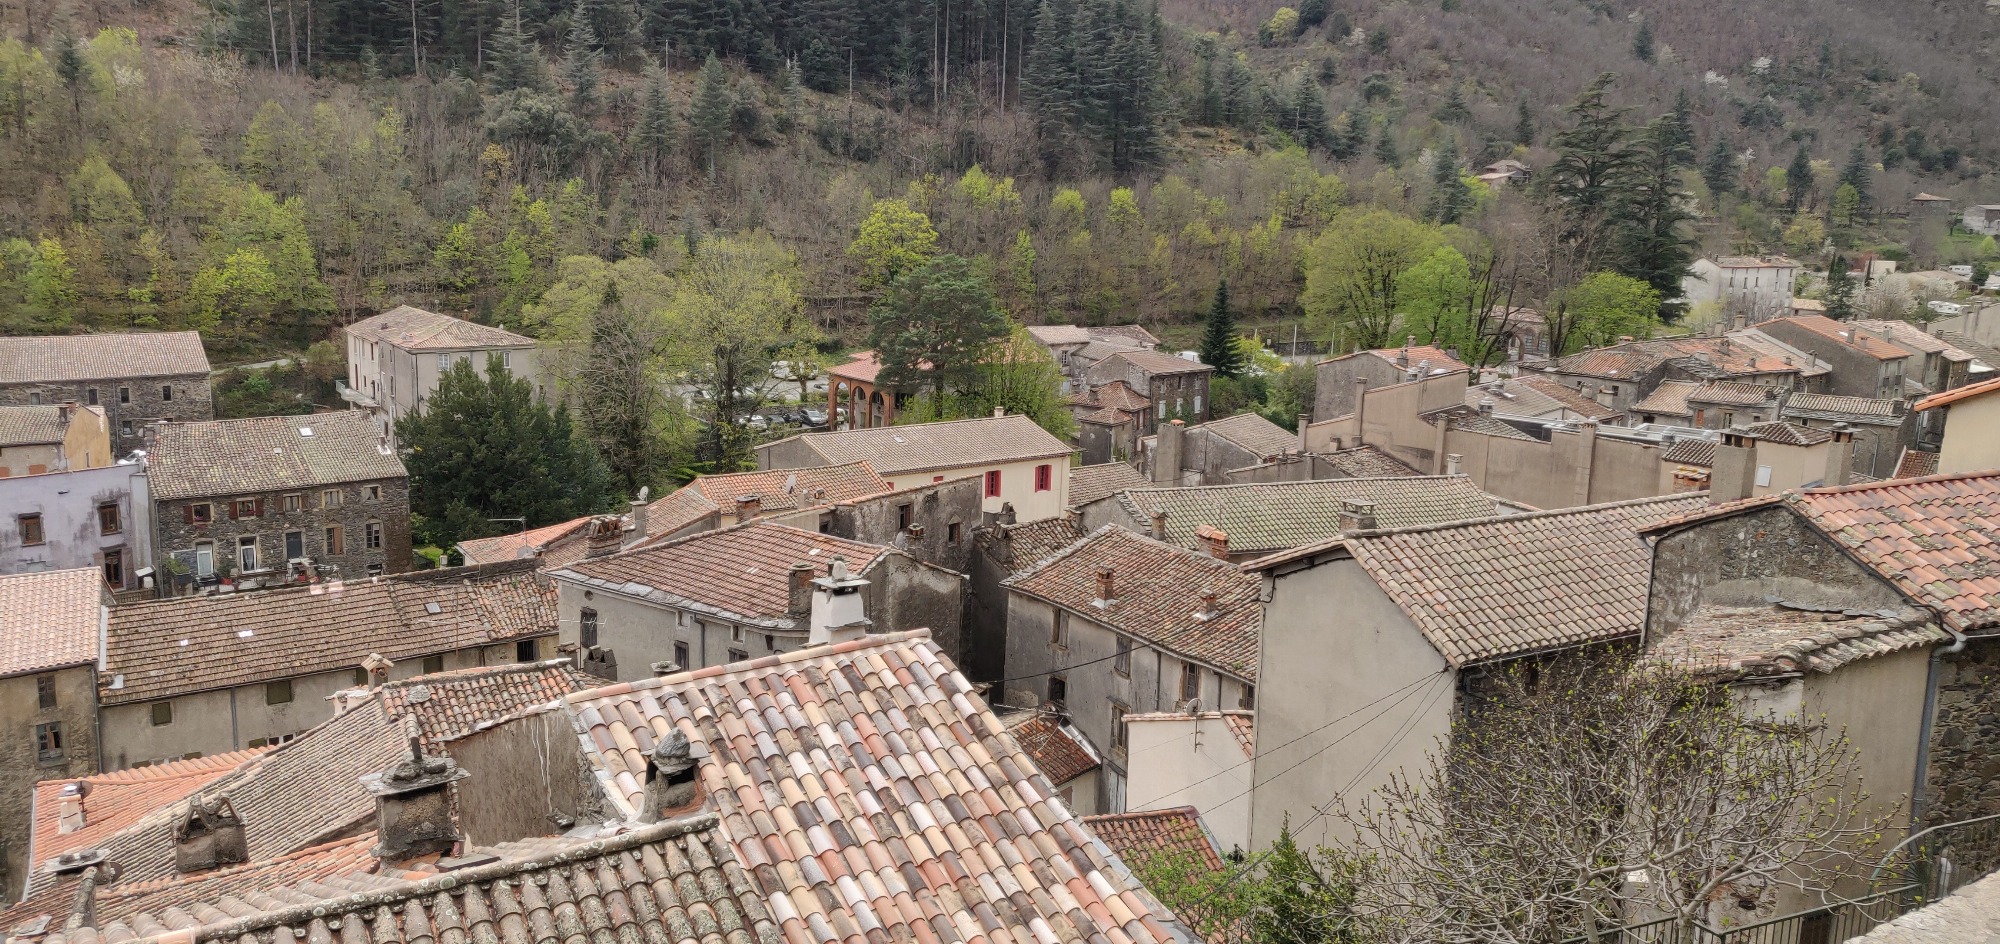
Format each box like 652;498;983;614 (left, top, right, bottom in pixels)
1193;394;1203;415
283;493;304;513
1047;675;1067;704
284;530;304;560
516;638;539;662
87;388;98;406
438;353;451;371
118;386;130;404
1051;611;1069;649
19;514;44;546
674;641;690;667
98;502;121;535
365;484;381;501
1240;684;1256;709
161;385;173;402
120;420;132;436
1114;636;1132;677
352;667;369;687
324;525;344;555
37;675;56;710
1035;464;1052;492
365;521;383;550
235;499;258;518
1755;465;1773;488
191;503;213;524
1111;704;1128;749
947;521;961;545
897;503;913;530
501;350;513;370
579;608;599;647
422;655;444;674
731;625;743;642
102;550;123;588
765;633;777;651
34;722;62;761
1181;663;1201;702
322;489;342;508
1157;400;1167;419
237;535;259;572
152;702;175;726
728;648;749;663
984;470;1002;498
28;391;39;404
266;680;293;705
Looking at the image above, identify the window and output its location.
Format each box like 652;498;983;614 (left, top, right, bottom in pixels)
1157;400;1167;419
87;388;98;406
121;420;132;437
37;675;56;710
35;723;62;762
237;536;260;572
897;503;913;530
353;668;369;687
1181;663;1201;702
365;521;383;550
1240;684;1256;709
946;522;961;545
103;550;124;588
284;531;303;560
161;385;173;402
516;639;539;662
1111;704;1128;749
1113;636;1131;677
674;641;690;667
324;525;345;556
365;484;382;501
234;499;258;518
1721;411;1735;426
1755;465;1773;488
1047;675;1067;704
191;503;213;525
321;489;342;508
1051;611;1069;649
195;541;215;577
1193;395;1203;416
728;648;749;663
765;633;777;651
731;626;744;642
266;680;293;705
422;655;445;674
118;386;130;404
580;607;599;647
984;470;1002;498
283;493;303;513
501;350;513;371
98;502;121;534
438;353;451;371
19;514;44;546
1034;464;1052;492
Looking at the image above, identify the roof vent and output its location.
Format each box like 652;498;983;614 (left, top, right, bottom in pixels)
298;427;314;438
425;602;441;615
173;797;247;874
44;848;108;875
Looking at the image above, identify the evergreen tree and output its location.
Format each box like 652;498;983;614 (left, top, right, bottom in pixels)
578;283;670;494
1825;254;1858;319
1250;821;1361;944
487;12;548;93
1374;124;1400;166
1297;0;1328;27
1288;74;1329;149
1666;89;1695;152
1838;143;1872;205
1631;20;1654;62
1197;55;1225;126
867;255;1009;402
1198;281;1247;378
633;63;675;173
561;4;605;112
1427;139;1470;224
1545;73;1637;267
1514;100;1535;145
1023;0;1167;172
1786;143;1815;211
1330;110;1365;161
1618;116;1699;318
689;54;733;179
1702;137;1735;195
1434;85;1469;124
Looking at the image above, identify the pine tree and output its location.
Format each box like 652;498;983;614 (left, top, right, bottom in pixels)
1374;124;1400;166
1618;116;1699;318
1546;73;1637;265
561;4;605;112
1786;143;1815;211
1514;100;1535;145
1631;20;1654;62
775;58;804;134
1434;85;1469;125
1838;143;1872;206
1427;139;1469;224
1199;281;1247;378
487;12;548;93
1825;255;1858;320
1667;89;1695;152
1329;111;1365;161
1702;137;1735;195
1289;74;1329;149
689;53;733;179
1297;0;1328;27
633;63;675;172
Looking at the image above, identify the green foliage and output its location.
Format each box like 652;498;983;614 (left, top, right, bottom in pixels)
1022;0;1167;173
1838;143;1872;205
1825;254;1858;319
868;254;1009;399
690;55;734;178
1263;7;1302;44
1701;137;1736;195
848;198;940;290
1397;245;1475;348
1252;822;1367;944
1787;143;1816;211
1199;281;1247;378
900;325;1076;439
1560;271;1662;351
398;356;613;552
1426;139;1470;224
1631;20;1654;62
1303;209;1444;349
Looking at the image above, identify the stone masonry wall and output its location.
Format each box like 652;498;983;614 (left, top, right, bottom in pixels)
1923;638;2000;834
153;476;413;590
0;665;98;902
0;372;213;455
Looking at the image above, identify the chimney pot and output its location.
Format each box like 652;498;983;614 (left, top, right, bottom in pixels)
650;660;681;677
639;729;702;822
584;515;623;559
629;497;650;539
788;562;815;618
1149;508;1168;540
1338;499;1378;532
1095;567;1116;603
57;783;87;834
1198;590;1220;620
734;494;762;522
173;796;248;874
1194;524;1230;560
808;556;872;646
1445;453;1463;476
993;406;1006;417
1478;398;1495;416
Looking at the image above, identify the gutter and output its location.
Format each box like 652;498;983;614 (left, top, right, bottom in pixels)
1911;624;1970;833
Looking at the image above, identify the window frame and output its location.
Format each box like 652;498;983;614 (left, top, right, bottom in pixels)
98;502;121;535
1034;464;1052;492
1181;663;1202;703
321;488;342;509
118;386;130;404
946;521;961;545
266;679;294;705
1113;635;1132;677
674;641;690;668
422;655;445;674
160;385;173;402
984;470;1002;498
516;638;539;662
897;503;913;531
151;701;174;726
190;502;214;525
283;493;304;513
19;513;44;547
728;648;749;663
34;722;63;762
579;608;599;647
237;535;260;572
1111;703;1129;749
324;524;345;556
365;521;383;550
103;549;124;588
1051;610;1069;649
1046;674;1067;704
37;674;56;711
365;484;381;501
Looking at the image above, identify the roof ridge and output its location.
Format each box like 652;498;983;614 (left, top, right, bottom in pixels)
382;657;576;687
1345;491;1705;540
1081;806;1202;822
564;629;939;702
1796;468;2000;496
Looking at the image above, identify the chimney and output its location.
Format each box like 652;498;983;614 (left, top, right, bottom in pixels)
734;494;762;523
1397;338;1412;367
172;796;248;874
1477;398;1495;417
1197;590;1220;621
361;717;469;862
787;562;815;618
584;515;623;559
993;406;1006;417
57;400;76;425
56;782;87;834
1149;508;1168;540
1094;568;1117;605
1297;413;1310;454
1195;524;1230;560
638;729;703;822
1352;377;1369;445
1153;419;1186;485
1709;427;1761;503
1445;453;1463;476
362;652;393;688
1338;499;1378;532
1825;424;1856;487
808;556;871;646
629;498;650;540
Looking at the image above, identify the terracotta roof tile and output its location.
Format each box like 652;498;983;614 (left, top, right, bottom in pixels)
103;561;556;704
1634;380;1700;416
0;332;209;384
0;405;70;447
1005;527;1262;680
1915;374;2000;411
147;412;405;501
1070;463;1151;507
552;522;891;629
1547;336;1803;381
1424;404;1538;440
983;517;1088;572
1784;393;1905;422
1098;349;1215;377
1740;421;1832;446
1322;444;1421;478
1688;380;1785;407
1649;605;1947;680
455;517;594;564
1468;377;1623;422
566;631;1184;944
1071;380;1152;413
771;414;1073;475
1853;319;1976;361
1082;807;1227;874
1662;439;1717;466
1197;412;1297;460
827;349;885;383
1115;477;1498;555
345;305;534;351
0;568;104;677
377;659;598;747
1894;449;1941;479
30;750;267;868
1767;315;1911;361
1321;344;1471;375
1003;714;1102;785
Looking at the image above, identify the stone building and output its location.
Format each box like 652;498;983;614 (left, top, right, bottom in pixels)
1536;335;1811;418
1757;315;1913;400
1679;256;1800;326
1781;392;1916;479
147;412;411;591
340;305;542;436
1085;350;1214;435
0;403;112;478
0;569;110;900
1070;380;1152;465
0;332;212;454
1142;412;1304;486
96;559;557;768
1314;342;1471;421
1026;323;1161;393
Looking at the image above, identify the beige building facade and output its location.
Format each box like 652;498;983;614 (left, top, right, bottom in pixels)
756;413;1075;521
341;305;543;435
1916;377;2000;474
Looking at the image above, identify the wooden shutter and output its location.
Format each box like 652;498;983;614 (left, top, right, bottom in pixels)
183;504;194;525
228;500;239;520
253;498;264;518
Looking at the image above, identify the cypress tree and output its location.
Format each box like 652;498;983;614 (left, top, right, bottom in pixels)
1702;137;1735;195
1289;74;1328;149
689;53;733;179
1618;116;1699;318
1434;85;1469;124
1427;139;1469;224
1329;111;1365;161
1198;281;1247;378
1786;143;1815;210
1667;89;1695;152
1514;100;1535;145
1838;143;1872;205
1825;255;1857;320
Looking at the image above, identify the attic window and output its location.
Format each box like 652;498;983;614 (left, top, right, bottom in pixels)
298;427;314;438
425;602;441;615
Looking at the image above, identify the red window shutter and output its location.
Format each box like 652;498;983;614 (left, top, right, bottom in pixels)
183;504;193;525
985;470;1002;497
229;501;239;520
254;498;264;518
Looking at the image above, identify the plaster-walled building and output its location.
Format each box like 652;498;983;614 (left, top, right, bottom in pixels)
1915;376;2000;475
757;413;1075;521
0;460;151;591
0;333;212;454
0;404;112;478
341;305;542;435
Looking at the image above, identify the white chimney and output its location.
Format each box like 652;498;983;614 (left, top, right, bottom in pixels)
808;556;872;646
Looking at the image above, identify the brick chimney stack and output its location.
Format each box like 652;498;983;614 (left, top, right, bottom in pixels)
1094;567;1116;605
361;717;469;862
734;494;762;523
1194;524;1230;560
788;562;815;619
584;515;624;559
1149;508;1168;540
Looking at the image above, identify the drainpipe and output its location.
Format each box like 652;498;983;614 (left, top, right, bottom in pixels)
1911;625;1970;833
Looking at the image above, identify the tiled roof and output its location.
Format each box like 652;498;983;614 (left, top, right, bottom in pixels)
455;516;594;564
1197;412;1296;460
1424;404;1538;440
1468;377;1623;422
1546;336;1802;381
1766;315;1910;361
983;516;1088;573
1004;713;1102;785
692;461;890;517
1082;808;1227;874
29;750;266;869
1915;374;2000;411
1725;330;1833;378
1094;324;1163;346
567;631;1185;944
1070;463;1151;507
103;560;556;703
1662;439;1717;466
1005;527;1263;680
1894;449;1940;479
1287;495;1711;667
1935;329;2000;368
1322;444;1421;478
1784;393;1904;420
344;305;533;351
33;834;381;935
1649;605;1947;680
771;414;1073;475
1853;319;1976;361
1028;325;1093;346
827;350;884;383
0;405;68;446
0;332;209;384
1740;421;1831;446
147;412;406;501
376;659;598;747
1688;380;1783;407
1321;343;1471;375
1099;349;1214;377
1071;380;1151;414
1115;477;1498;555
1711;255;1799;268
1633;380;1700;416
0;568;104;677
551;522;890;629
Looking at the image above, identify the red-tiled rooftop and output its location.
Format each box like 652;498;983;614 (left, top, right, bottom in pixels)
1649;605;1947;680
551;521;890;628
1767;315;1911;361
0;568;105;678
455;516;593;564
1004;713;1103;785
1320;342;1471;375
1916;374;2000;411
30;750;266;869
